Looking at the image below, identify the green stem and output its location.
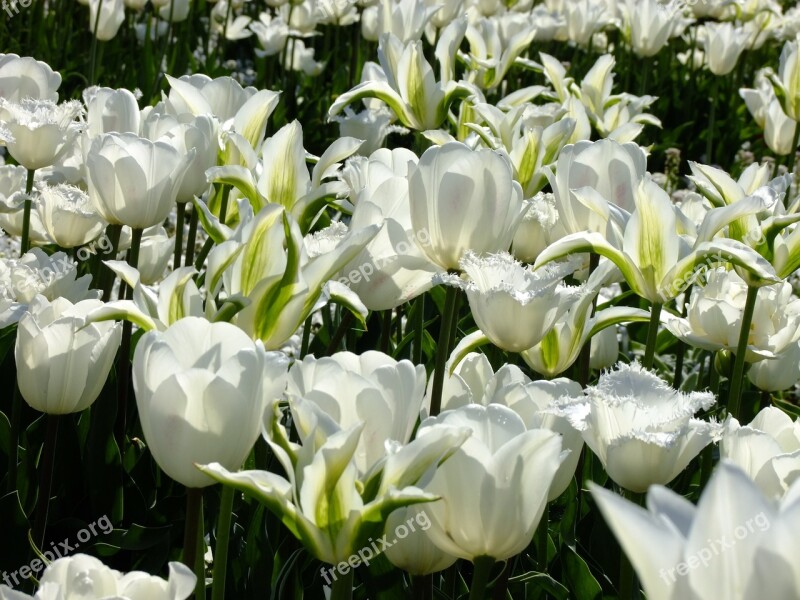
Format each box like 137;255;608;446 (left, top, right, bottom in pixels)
99;224;123;302
300;315;312;358
174;202;186;271
184;204;199;267
380;310;392;353
642;303;662;370
114;228;143;447
183;488;204;597
32;415;60;552
706;77;719;164
728;285;758;419
577;253;600;386
20;169;35;255
468;556;495;600
7;384;21;494
325;311;354;355
413;295;424;364
429;285;459;417
535;508;549;570
330;566;354;600
88;0;103;84
210;486;234;600
412;573;432;600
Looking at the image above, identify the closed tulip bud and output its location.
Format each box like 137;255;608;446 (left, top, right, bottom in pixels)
384;506;458;575
409;143;525;271
132;317;289;488
704;22;749;76
748;341;800;392
84;86;141;138
136;225;175;284
86;133;194;230
88;0;126;40
15;296;122;414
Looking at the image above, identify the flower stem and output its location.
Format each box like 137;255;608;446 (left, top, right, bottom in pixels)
211;486;234;600
468;556;495;600
728;285;758;419
7;384;21;494
642;303;662;370
412;573;432;600
706;78;719;164
413;295;425;364
619;490;643;599
114;228;143;447
330;566;354;600
32;415;60;551
429;285;459;417
183;488;204;598
577;253;600;387
20;169;35;255
184;204;199;267
536;508;549;570
174;202;186;271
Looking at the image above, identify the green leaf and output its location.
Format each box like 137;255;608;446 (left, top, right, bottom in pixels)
561;546;602;600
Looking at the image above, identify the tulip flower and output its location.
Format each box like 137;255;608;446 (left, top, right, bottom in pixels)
86;133;194;230
552;362;721;493
704;22;749;76
721;407;800;499
535;177;779;304
38;184;106;248
198;396;469;566
0;53;61;102
88;0;125;40
339;152;443;310
662;268;800;362
83;86;140;138
132;317;289;488
463;15;537;89
0;554;196;600
409;142;525;271
769;34;800;121
741;74;797;156
15;296;122;414
591;461;800;600
328;25;475;131
747;341;800;392
444;251;579;352
10;249;95;304
416;404;565;562
620;0;682;58
206;204;378;349
286;350;428;475
384;506;458;575
434;352;583;500
0;98;83;170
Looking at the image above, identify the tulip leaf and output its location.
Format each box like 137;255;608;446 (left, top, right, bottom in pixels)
0;411;9;457
561;546;602;600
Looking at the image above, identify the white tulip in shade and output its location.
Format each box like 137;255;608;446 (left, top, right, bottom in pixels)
0;554;196;600
591;461;800;600
747;341;800;392
409;143;525;271
38;184;106;248
132;317;289;488
552;362;722;493
0;53;61;103
721;407;800;499
15;296;122;415
416;404;566;561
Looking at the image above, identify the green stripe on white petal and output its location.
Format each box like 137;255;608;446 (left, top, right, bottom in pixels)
624;179;679;298
588;306;651;339
534;232;651;301
326;281;368;329
292;181;350;234
197;462;303;538
311;137;363;188
259;121;310;211
448;329;491;375
695;193;767;244
206;166;262;210
688;162;744;206
157;267;201;325
232;89;280;153
239;204;287;296
192;196;233;244
206;240;243;297
83;300;162;332
329;81;420;130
